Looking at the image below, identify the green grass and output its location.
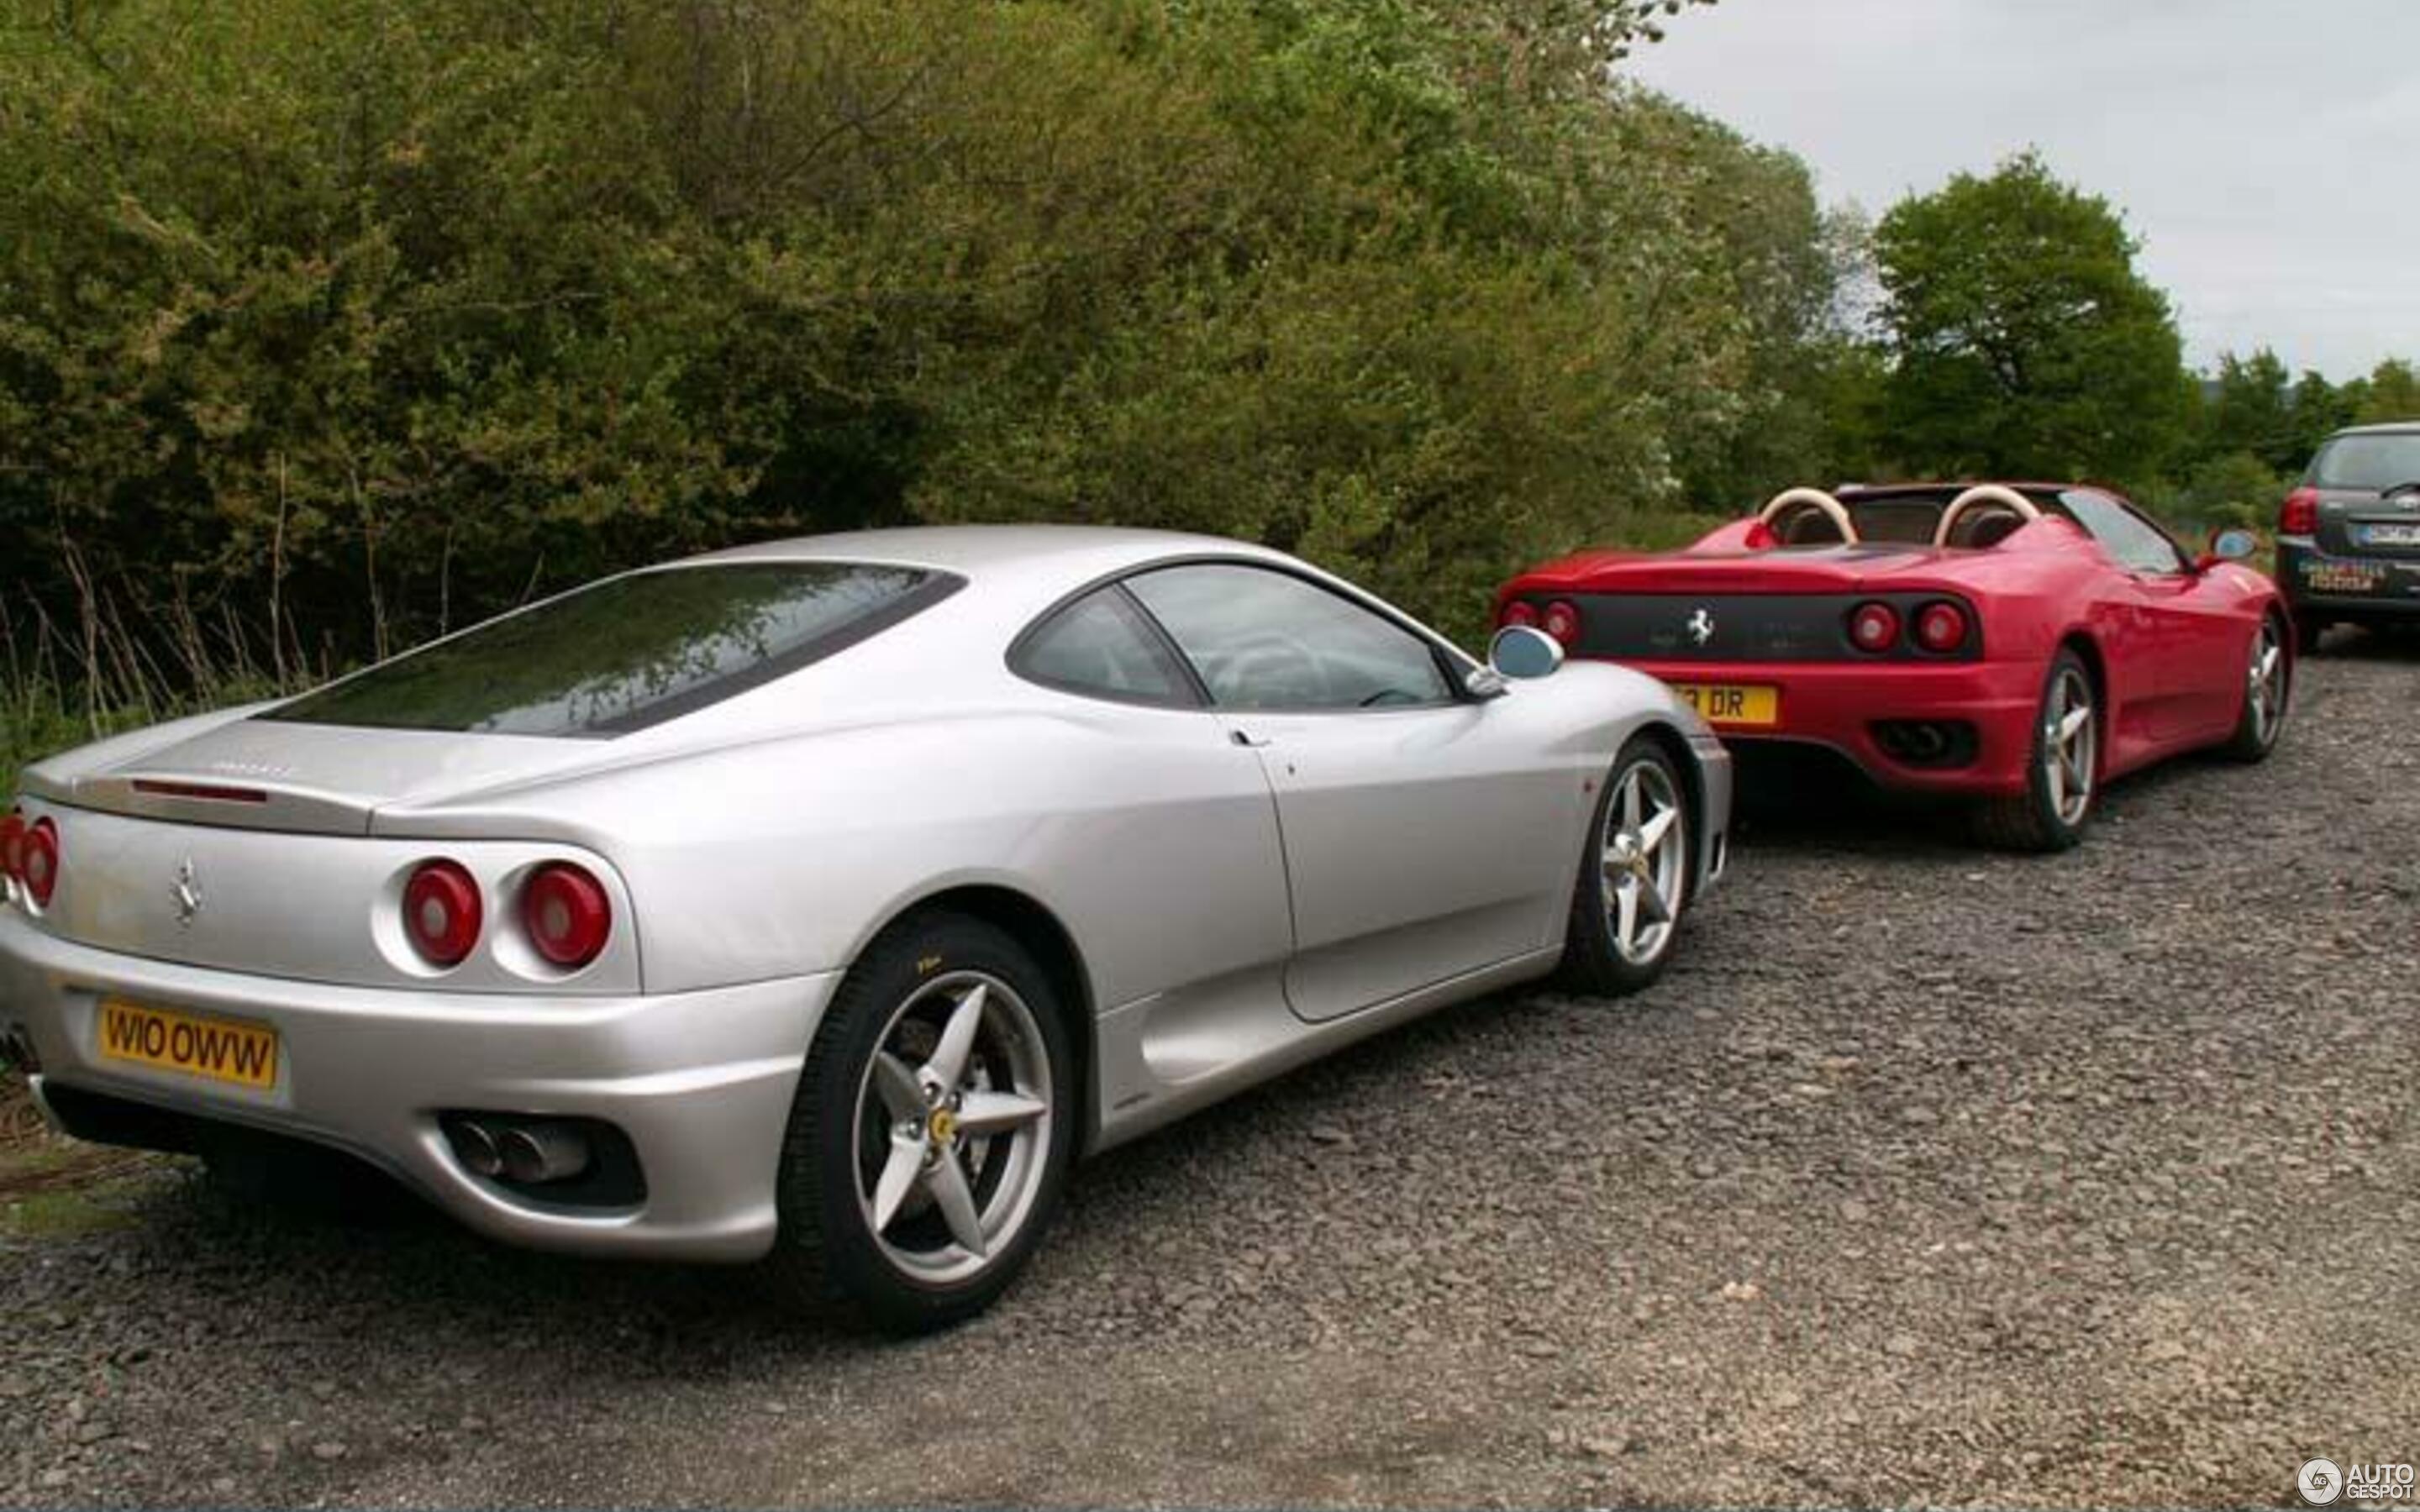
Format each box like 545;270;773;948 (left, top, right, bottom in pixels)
1;1176;155;1239
0;1085;169;1240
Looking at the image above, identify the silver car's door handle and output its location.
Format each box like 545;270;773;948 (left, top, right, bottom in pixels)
1228;728;1271;748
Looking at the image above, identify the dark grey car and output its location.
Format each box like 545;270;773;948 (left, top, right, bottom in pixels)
2275;422;2420;649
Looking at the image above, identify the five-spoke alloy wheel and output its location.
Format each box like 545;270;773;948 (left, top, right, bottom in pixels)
767;912;1073;1333
1975;647;2099;853
855;971;1055;1285
1557;735;1693;996
2223;613;2291;762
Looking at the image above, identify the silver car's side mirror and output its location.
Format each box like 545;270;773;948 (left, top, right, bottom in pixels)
1488;625;1565;681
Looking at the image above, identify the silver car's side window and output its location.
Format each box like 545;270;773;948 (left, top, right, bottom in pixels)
1013;587;1199;706
1125;564;1457;712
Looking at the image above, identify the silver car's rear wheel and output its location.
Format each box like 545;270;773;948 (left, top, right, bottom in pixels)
852;971;1054;1287
766;912;1073;1332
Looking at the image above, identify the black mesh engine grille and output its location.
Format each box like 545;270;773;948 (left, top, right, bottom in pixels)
1512;592;1982;663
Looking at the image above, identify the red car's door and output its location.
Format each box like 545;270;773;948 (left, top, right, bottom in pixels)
2059;491;2241;753
2123;572;2246;743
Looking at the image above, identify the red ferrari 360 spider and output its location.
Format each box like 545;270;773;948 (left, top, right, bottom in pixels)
1497;483;2292;850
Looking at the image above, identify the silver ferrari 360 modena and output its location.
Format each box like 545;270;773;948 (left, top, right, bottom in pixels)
0;527;1730;1329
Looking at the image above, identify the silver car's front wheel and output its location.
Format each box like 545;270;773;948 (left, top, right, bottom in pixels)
1555;735;1694;998
1601;754;1688;967
767;913;1074;1332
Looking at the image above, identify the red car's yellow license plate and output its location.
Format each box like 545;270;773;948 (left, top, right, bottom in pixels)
96;998;279;1089
1673;683;1780;727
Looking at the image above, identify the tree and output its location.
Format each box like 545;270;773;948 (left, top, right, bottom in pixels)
2286;369;2354;465
2206;349;2296;472
0;0;1773;690
1870;152;2191;487
2354;359;2420;424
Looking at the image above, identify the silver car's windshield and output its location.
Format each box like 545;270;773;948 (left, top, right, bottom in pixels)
261;561;959;737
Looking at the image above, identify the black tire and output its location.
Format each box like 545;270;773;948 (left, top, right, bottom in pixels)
1554;735;1694;998
1973;648;2097;853
2221;612;2291;763
761;911;1075;1334
2291;612;2327;658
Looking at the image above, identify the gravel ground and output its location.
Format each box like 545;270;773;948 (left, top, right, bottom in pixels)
3;643;2417;1509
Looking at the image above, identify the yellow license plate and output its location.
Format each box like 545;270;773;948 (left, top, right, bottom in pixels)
96;999;279;1089
1673;683;1780;727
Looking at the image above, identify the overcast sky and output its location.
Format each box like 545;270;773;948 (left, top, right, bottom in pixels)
1626;0;2420;381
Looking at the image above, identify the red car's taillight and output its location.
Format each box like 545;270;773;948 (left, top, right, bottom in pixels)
1541;600;1581;647
521;863;612;969
1849;601;1900;653
21;818;60;908
1914;601;1970;654
2279;486;2320;536
403;860;483;967
1498;600;1539;630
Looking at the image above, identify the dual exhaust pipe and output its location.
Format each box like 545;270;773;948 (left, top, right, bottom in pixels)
445;1114;591;1185
1873;718;1973;769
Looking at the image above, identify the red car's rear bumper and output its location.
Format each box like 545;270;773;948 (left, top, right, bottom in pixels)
1617;657;2042;796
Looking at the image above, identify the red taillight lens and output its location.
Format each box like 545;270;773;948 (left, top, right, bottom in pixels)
1;808;24;884
21;818;59;908
521;864;611;969
1499;599;1539;630
403;860;483;967
1849;601;1900;653
1914;601;1970;654
2280;486;2319;536
1541;600;1581;646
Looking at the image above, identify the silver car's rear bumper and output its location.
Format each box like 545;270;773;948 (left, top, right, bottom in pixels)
0;910;834;1262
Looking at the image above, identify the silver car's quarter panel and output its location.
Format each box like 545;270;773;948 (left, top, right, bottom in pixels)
0;908;834;1260
394;693;1299;1007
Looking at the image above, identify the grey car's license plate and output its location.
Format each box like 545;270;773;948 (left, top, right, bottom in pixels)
2358;522;2420;547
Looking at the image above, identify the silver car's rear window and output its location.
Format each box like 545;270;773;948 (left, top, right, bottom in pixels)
2310;433;2420;491
261;562;960;737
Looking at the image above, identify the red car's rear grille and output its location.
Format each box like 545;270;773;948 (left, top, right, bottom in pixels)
1503;592;1983;663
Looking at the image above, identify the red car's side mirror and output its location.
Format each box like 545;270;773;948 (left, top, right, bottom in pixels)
2196;528;2260;571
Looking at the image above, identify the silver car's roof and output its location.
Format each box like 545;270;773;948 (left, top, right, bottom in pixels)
2329;422;2420;438
690;524;1292;587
